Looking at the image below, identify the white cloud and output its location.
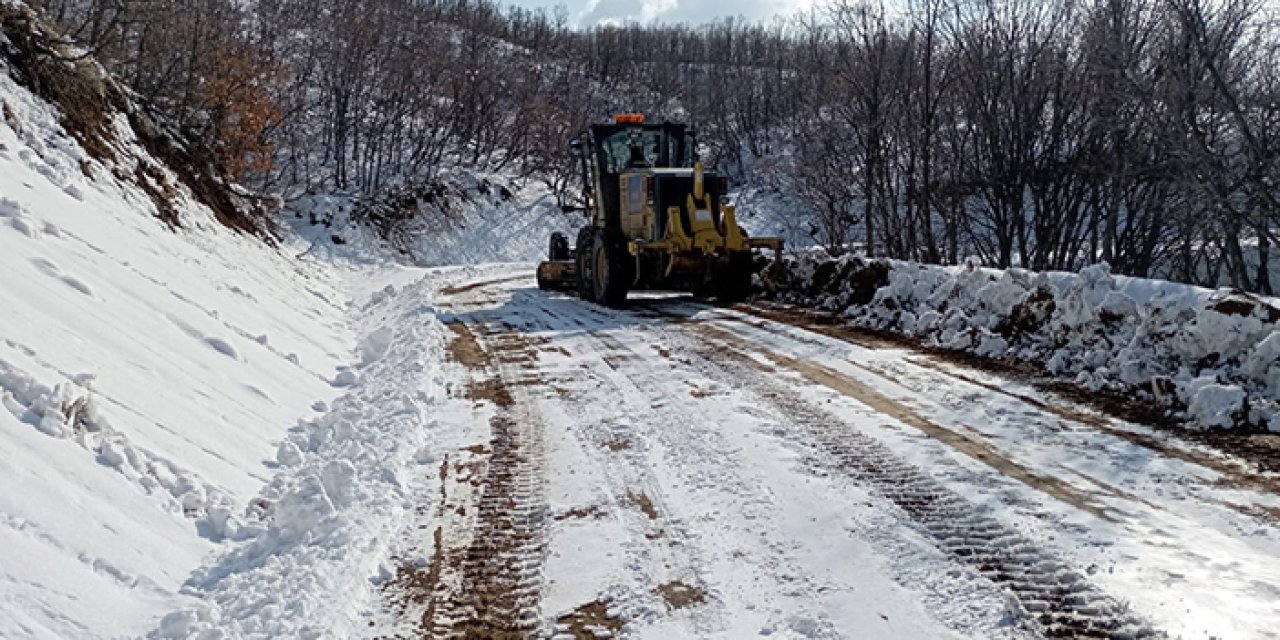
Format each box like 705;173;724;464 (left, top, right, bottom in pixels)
639;0;679;22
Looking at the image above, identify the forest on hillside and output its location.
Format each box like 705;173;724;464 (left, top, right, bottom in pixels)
24;0;1280;293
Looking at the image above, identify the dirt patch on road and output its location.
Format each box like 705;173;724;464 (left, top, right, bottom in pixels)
446;322;488;368
440;274;530;296
1216;500;1280;524
626;491;659;520
377;526;445;637
466;377;514;408
656;581;706;610
737;303;901;349
542;345;571;358
603;438;631;452
1182;430;1280;475
555;504;607;521
556;601;623;639
451;322;520;409
601;354;635;371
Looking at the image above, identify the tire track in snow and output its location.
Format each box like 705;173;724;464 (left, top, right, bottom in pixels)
898;355;1280;511
436;320;547;639
378;310;547;639
494;288;858;638
673;321;1160;639
398;277;1146;637
635;302;1121;521
742;301;1280;488
497;290;726;636
650;298;1280;637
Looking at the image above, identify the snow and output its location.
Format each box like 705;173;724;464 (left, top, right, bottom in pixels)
286;171;582;269
5;11;1280;637
168;269;451;638
762;253;1280;431
1187;383;1247;428
0;56;349;637
363;278;990;639
656;295;1280;639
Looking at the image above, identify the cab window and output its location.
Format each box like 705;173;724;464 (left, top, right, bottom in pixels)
627;175;644;212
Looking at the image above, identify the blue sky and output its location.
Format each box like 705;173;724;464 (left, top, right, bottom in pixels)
506;0;819;26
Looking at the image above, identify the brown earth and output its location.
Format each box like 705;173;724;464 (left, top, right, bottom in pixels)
556;601;624;639
381;317;546;638
656;581;706;610
626;491;659;520
441;275;531;296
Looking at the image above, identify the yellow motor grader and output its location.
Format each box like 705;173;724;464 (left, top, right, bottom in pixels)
537;114;782;307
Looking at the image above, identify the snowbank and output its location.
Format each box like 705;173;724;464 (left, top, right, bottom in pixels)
759;254;1280;431
158;274;450;639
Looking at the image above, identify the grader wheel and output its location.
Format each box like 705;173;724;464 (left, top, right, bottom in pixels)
591;227;632;309
575;226;596;302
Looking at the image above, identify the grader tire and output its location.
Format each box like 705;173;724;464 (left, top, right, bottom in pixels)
592;227;631;308
716;251;755;303
549;232;570;261
576;226;596;302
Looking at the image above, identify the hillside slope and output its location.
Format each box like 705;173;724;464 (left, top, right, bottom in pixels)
288;172;581;268
0;12;352;637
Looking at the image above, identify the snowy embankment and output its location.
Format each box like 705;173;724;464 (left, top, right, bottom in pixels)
759;254;1280;432
0;11;357;637
1;2;589;634
288;172;580;268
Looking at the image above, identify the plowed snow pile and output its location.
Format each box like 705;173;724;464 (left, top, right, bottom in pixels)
760;253;1280;431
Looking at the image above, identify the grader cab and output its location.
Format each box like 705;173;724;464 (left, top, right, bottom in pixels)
536;114;782;307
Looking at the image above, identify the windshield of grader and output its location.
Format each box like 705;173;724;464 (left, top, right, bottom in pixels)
599;129;692;173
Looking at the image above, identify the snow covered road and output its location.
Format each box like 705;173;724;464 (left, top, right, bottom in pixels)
351;264;1280;639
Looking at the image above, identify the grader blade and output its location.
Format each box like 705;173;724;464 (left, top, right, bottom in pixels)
536;259;577;291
